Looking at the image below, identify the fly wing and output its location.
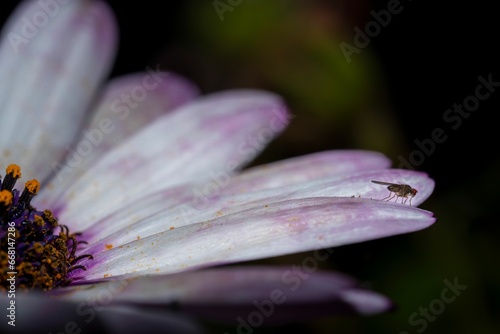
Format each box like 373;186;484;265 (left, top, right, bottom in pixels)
371;180;398;186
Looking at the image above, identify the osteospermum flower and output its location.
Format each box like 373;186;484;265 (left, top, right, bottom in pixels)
0;0;436;332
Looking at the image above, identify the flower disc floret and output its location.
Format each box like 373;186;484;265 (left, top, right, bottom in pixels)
0;164;92;291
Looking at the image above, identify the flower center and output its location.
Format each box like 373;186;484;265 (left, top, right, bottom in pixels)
0;164;92;291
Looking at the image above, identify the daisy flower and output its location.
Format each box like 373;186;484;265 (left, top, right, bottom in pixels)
1;0;435;332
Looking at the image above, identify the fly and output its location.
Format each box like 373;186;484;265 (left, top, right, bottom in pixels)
371;180;418;206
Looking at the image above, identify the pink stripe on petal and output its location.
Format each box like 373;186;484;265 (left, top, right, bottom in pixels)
74;197;434;281
0;0;117;181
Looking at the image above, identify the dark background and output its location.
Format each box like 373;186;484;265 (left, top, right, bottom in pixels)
1;1;498;333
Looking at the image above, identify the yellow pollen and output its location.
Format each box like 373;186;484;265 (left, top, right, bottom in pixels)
26;179;40;194
0;165;94;291
34;215;45;227
0;190;13;206
6;164;21;178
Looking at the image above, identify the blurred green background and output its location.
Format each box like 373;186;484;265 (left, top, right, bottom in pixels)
2;0;499;333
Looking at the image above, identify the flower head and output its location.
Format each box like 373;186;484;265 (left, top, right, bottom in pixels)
1;0;435;331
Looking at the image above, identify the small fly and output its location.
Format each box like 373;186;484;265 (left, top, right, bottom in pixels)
371;180;418;206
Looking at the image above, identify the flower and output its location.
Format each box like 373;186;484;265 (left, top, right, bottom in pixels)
1;0;435;332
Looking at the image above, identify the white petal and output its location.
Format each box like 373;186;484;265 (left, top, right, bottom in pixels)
78;150;390;243
57;266;393;322
0;292;203;334
73;197;435;281
41;90;289;232
220;149;391;193
0;0;117;181
41;71;199;199
92;307;204;334
81;168;433;248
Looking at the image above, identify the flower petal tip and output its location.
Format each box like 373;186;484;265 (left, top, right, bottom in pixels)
339;289;394;315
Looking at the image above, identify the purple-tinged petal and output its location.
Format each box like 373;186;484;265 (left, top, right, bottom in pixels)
211;168;434;214
79;184;196;244
41;90;290;231
338;288;393;315
74;197;435;281
0;292;106;333
74;150;389;241
80;168;433;248
0;0;117;181
93;306;204;334
59;266;392;325
0;292;203;334
228;168;433;208
219;150;391;193
42;71;199;197
213;168;434;210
